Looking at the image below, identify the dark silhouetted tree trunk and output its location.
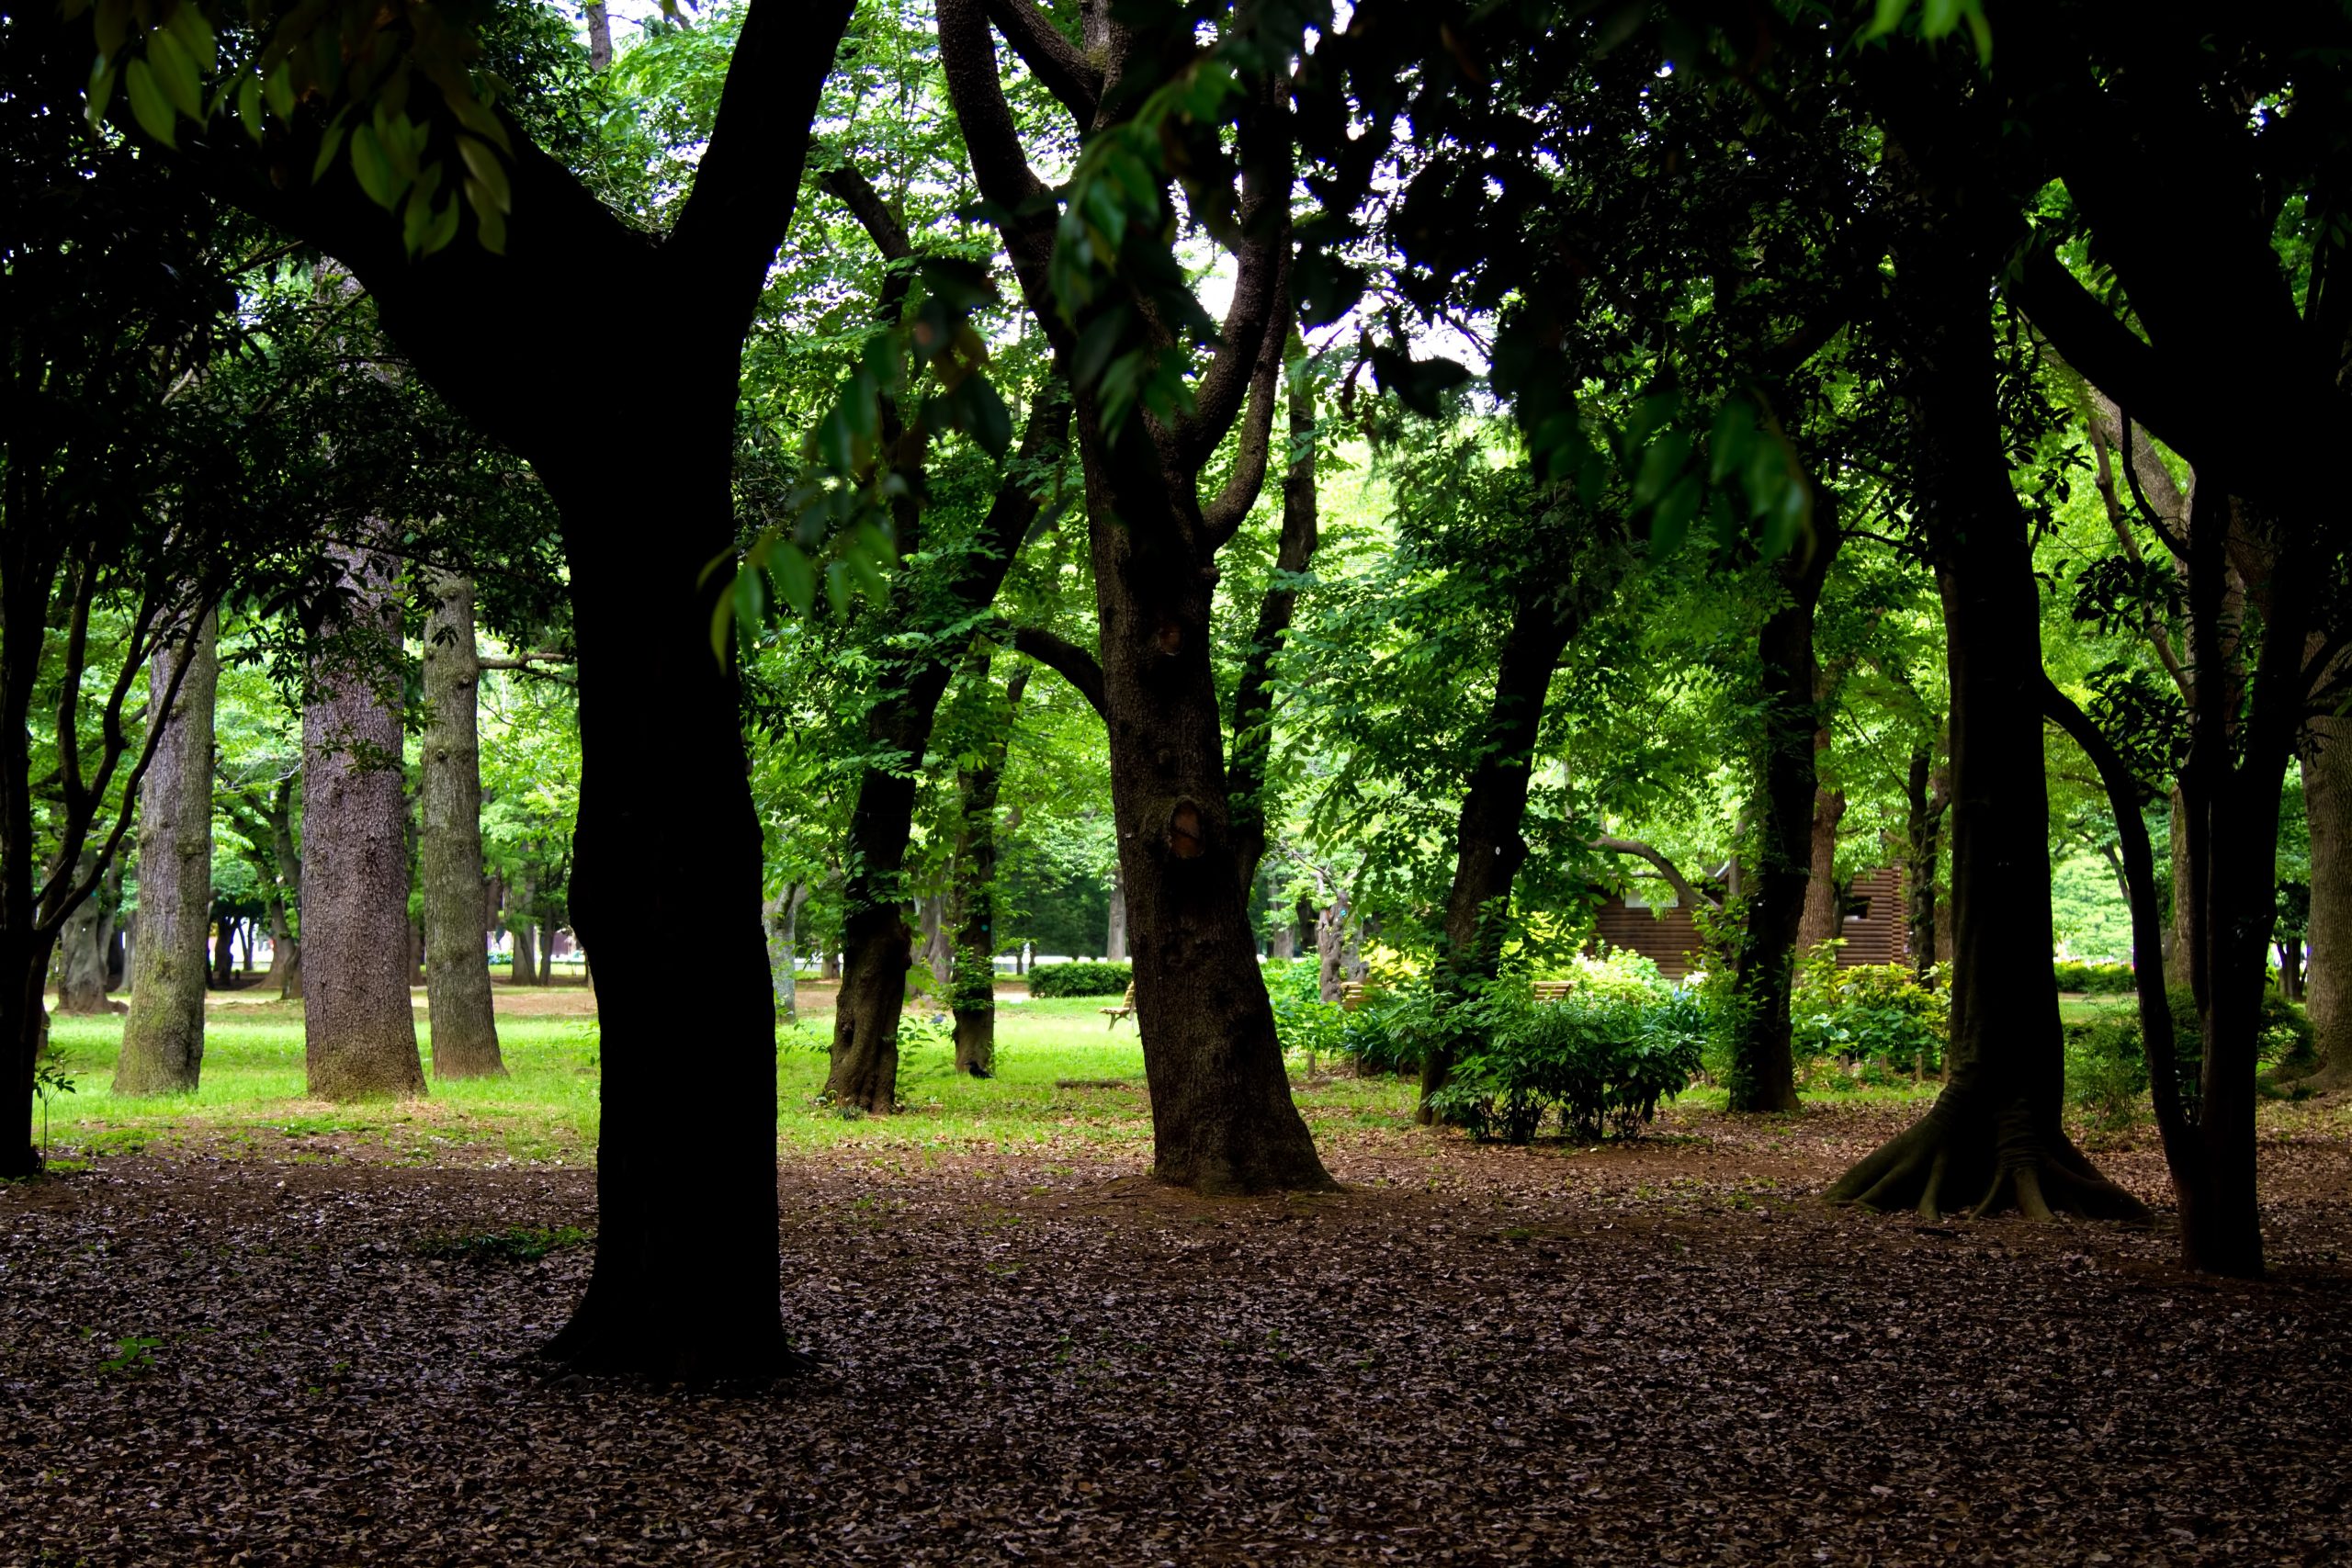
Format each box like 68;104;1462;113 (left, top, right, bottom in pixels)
209;906;237;990
115;615;218;1093
940;0;1330;1192
1905;743;1949;980
2304;709;2352;1087
1826;171;2141;1223
951;663;1026;1076
421;573;503;1077
1417;584;1579;1121
507;871;538;987
300;542;424;1100
1727;518;1841;1112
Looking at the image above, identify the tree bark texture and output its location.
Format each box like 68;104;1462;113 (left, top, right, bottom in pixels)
420;573;504;1078
1826;185;2140;1223
2301;711;2352;1087
115;615;219;1094
1417;585;1578;1121
951;664;1026;1076
300;543;425;1100
506;872;538;987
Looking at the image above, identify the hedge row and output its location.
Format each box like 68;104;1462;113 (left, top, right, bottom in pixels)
2053;960;2136;995
1026;961;1133;999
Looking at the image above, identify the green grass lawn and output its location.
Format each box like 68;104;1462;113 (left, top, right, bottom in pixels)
35;995;1430;1168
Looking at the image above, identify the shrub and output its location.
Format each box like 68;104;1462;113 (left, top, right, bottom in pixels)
1025;960;1133;998
2061;987;2314;1125
1266;959;1347;1064
1791;955;1947;1081
1428;982;1705;1144
2054;960;2136;995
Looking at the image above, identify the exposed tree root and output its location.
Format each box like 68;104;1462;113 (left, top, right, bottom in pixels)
1825;1087;2150;1224
541;1314;820;1385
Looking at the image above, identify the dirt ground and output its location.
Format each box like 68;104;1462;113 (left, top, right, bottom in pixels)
3;1104;2347;1565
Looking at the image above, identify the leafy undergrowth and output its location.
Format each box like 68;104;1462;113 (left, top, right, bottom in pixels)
2;1105;2348;1564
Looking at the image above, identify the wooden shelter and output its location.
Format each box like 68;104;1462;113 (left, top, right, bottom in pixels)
1588;864;1910;978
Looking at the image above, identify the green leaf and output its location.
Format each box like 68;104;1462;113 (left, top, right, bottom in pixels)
236;73;262;141
1863;0;1910;39
775;543;816;617
1649;474;1702;557
1707;397;1757;483
122;59;177;147
264;60;296;121
349;125;407;210
165;2;218;74
1633;430;1692;507
457;136;511;212
85;61;118;135
1923;0;1962;34
476;197;508;256
421;194;460;255
445;87;513;155
144;28;204;121
960;375;1012;457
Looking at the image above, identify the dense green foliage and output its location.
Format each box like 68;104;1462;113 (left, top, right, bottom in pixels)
1023;962;1132;1000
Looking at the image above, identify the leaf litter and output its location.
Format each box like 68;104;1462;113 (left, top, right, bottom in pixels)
2;1100;2348;1564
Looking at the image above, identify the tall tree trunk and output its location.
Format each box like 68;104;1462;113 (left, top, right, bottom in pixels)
210;908;237;990
1727;524;1841;1112
537;924;557;984
1417;586;1578;1120
1315;902;1345;1004
115;615;219;1093
1794;775;1848;953
1227;347;1318;897
1905;743;1948;981
54;851;112;1015
2302;710;2352;1087
916;893;950;997
268;777;302;1001
507;872;538;987
420;572;504;1077
1827;186;2139;1222
765;882;810;1024
951;664;1026;1076
300;543;425;1100
1103;864;1128;962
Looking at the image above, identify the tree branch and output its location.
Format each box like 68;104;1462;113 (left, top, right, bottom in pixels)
1200;261;1295;547
2010;248;2218;481
939;0;1059;307
664;0;857;345
1010;626;1107;720
1177;73;1293;468
984;0;1102;129
1590;837;1718;911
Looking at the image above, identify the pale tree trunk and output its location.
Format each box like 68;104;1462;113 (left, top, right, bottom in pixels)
300;543;425;1100
1270;922;1295;961
765;882;811;1023
2302;707;2352;1086
1104;863;1128;961
538;926;557;984
950;663;1025;1076
920;893;953;997
421;573;504;1077
54;851;114;1015
1795;776;1849;953
116;615;219;1092
1316;902;1345;1004
268;777;302;1000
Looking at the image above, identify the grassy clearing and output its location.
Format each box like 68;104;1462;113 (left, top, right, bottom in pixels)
33;992;1434;1168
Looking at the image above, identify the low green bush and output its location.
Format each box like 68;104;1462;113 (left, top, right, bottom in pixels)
1025;961;1133;999
2054;960;2136;995
1428;978;1706;1144
2062;987;2313;1125
1791;954;1947;1083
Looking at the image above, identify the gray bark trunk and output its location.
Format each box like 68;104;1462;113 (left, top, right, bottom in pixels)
765;883;810;1024
421;573;504;1077
1316;902;1345;1004
55;851;114;1014
507;870;538;985
300;543;425;1100
115;615;219;1092
1105;862;1128;962
1796;783;1849;953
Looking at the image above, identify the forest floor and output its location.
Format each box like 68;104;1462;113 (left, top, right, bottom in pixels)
8;990;2350;1564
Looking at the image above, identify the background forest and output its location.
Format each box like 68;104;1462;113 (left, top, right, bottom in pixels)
4;0;2350;1561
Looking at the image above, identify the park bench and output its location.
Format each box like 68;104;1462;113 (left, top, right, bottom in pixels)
1101;982;1137;1029
1532;979;1575;1003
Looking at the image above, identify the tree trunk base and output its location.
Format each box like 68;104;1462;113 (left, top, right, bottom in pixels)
1824;1086;2150;1224
540;1307;818;1385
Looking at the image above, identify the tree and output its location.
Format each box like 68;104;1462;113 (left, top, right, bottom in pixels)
938;0;1332;1192
419;572;504;1078
301;540;426;1100
946;658;1028;1076
113;616;220;1092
